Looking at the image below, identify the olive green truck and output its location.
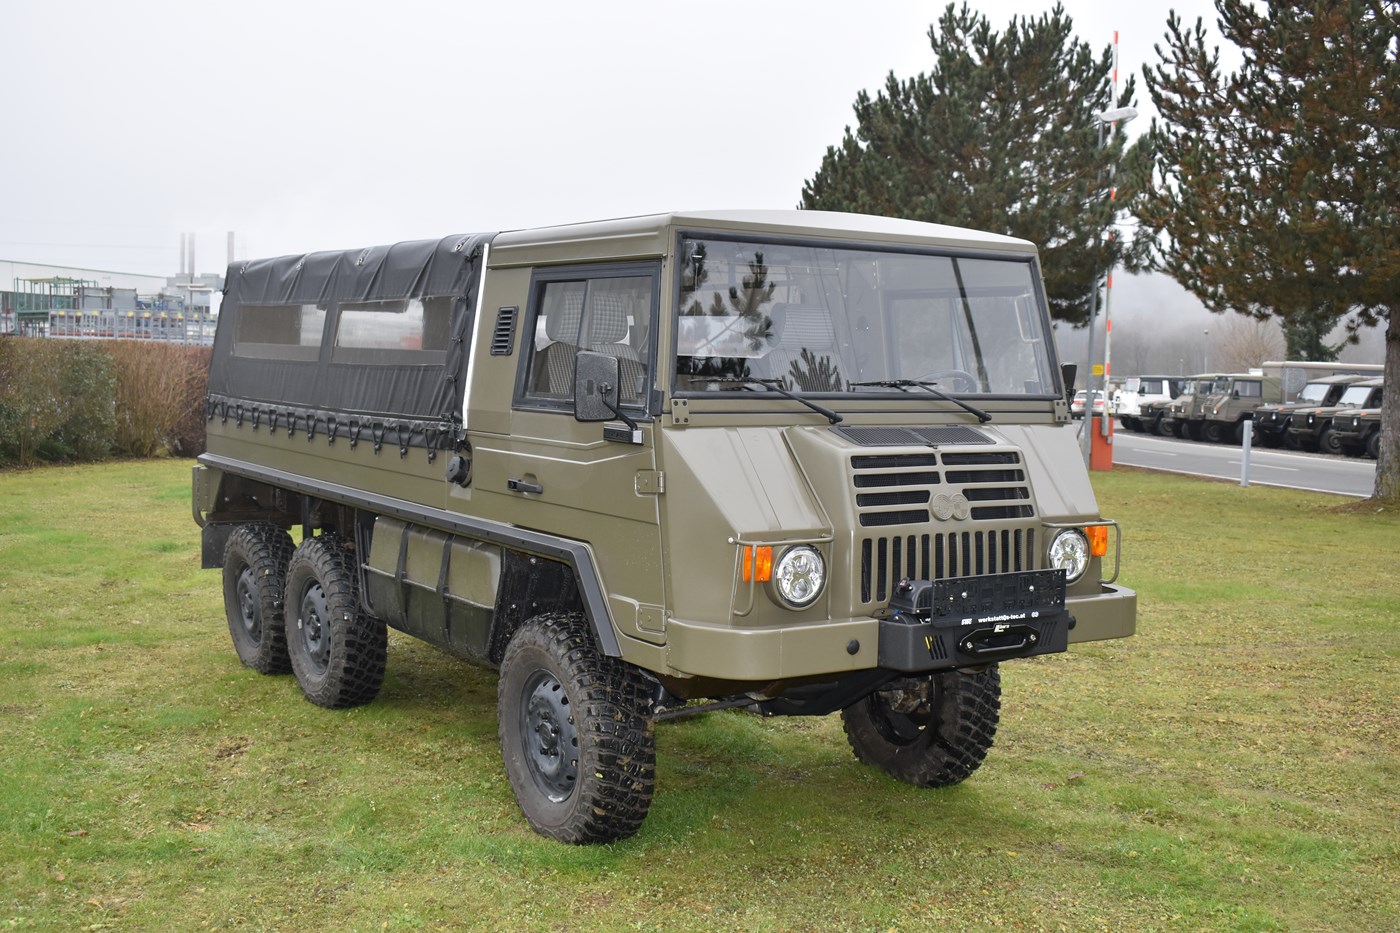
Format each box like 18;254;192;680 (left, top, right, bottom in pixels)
193;211;1136;843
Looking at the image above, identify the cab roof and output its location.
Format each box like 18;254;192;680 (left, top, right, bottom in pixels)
488;210;1037;267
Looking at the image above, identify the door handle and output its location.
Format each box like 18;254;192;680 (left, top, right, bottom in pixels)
507;477;543;495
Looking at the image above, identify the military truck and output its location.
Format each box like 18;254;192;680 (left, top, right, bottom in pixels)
1332;406;1383;458
1198;373;1283;444
1251;374;1367;448
1284;378;1384;453
193;210;1136;843
1114;375;1184;432
1163;374;1229;439
1138;376;1219;436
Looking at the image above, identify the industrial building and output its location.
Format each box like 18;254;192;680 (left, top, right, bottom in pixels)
2;240;223;342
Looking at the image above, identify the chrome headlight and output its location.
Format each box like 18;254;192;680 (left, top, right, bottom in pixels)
773;546;825;608
1048;529;1090;584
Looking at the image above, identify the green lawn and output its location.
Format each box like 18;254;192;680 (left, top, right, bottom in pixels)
1;461;1396;932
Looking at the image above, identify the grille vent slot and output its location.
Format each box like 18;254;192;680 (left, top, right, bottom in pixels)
859;529;1038;603
489;306;518;355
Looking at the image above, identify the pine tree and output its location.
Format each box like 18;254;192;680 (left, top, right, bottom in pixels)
1136;0;1399;500
801;2;1136;326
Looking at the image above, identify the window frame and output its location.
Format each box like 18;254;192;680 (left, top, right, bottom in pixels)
512;260;661;417
670;230;1061;401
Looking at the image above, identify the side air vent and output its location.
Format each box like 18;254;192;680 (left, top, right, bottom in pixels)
489;306;518;355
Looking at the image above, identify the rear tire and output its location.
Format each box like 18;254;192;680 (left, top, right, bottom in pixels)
842;666;1001;787
285;534;386;709
498;612;656;843
221;523;294;674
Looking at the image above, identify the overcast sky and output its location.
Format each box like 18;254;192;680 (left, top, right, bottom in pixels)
3;0;1225;276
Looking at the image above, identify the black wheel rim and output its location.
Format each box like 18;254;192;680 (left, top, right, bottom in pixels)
869;691;932;747
235;566;261;642
297;582;331;674
519;669;578;802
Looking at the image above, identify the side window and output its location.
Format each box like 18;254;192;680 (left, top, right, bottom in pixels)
332;296;454;364
519;268;655;411
1238;381;1262;398
232;304;326;360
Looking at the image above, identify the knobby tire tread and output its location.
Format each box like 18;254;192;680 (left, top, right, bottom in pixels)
222;523;295;674
285;533;386;709
842;666;1001;788
499;612;656;844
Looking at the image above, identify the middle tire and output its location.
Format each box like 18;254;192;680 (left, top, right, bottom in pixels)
285;534;386;709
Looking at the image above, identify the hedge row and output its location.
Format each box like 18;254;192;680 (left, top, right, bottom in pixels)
0;337;211;468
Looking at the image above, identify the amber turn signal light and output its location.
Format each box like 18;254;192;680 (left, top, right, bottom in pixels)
742;545;774;583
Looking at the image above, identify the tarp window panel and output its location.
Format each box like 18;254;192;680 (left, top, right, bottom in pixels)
209;233;495;421
232;304;327;361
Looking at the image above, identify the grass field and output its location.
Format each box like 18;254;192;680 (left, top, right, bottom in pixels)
1;460;1396;932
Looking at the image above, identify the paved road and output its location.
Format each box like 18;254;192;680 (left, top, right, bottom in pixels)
1103;428;1378;498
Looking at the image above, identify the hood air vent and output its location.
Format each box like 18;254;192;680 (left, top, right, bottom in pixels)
832;425;992;447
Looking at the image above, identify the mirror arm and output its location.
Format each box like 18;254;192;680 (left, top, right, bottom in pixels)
600;382;640;433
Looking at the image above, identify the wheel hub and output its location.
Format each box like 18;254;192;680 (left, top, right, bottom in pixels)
236;567;261;640
520;670;578;802
297;583;331;673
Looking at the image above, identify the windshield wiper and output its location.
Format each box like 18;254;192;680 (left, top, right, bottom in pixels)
849;380;992;423
713;377;844;424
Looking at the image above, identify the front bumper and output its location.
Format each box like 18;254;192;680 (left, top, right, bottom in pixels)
663;581;1137;681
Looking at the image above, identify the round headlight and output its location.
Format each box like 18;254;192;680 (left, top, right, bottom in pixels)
773;546;825;608
1048;529;1090;584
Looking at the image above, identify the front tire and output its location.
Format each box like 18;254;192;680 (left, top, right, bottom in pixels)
1319;426;1342;455
1202;421;1225;444
842;666;1001;787
221;523;294;674
285;534;386;709
498;612;656;843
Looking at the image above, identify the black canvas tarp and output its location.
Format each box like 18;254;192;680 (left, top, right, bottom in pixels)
208;233;496;422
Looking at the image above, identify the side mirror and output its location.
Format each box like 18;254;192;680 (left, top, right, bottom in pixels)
1060;363;1078;402
574;350;619;422
574;350;643;443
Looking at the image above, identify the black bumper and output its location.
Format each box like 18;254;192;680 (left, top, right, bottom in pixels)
877;570;1072;672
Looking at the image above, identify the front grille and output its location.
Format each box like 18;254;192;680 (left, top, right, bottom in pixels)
859;529;1038;603
848;448;1039;605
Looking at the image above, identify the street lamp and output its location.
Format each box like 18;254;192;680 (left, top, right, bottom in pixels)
1203;328;1210;372
1081;105;1139;467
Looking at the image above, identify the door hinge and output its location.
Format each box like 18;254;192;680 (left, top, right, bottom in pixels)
635;470;665;495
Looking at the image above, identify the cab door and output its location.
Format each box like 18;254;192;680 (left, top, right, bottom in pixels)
468;262;668;647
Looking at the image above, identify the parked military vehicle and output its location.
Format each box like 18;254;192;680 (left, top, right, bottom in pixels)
1164;374;1230;439
1332;406;1383;458
193;210;1136;843
1114;375;1185;432
1284;378;1384;453
1198;373;1283;443
1251;374;1367;448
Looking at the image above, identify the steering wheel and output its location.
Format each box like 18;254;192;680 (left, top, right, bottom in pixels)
912;369;979;392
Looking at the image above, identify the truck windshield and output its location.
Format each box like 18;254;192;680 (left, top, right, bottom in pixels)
1337;385;1374;406
1299;382;1331;403
673;237;1055;396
